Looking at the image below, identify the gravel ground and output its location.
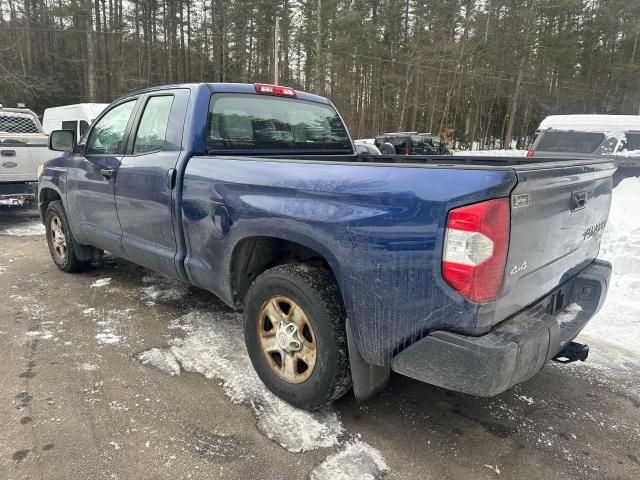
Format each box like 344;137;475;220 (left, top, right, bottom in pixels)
0;206;639;480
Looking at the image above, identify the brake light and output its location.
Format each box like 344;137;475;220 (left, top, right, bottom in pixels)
526;150;534;157
442;198;510;303
255;83;296;97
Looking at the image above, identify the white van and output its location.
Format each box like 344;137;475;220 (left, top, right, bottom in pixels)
529;114;640;187
42;103;108;141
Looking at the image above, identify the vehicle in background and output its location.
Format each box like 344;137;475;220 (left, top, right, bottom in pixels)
0;105;57;206
40;83;612;410
528;115;640;187
354;140;381;155
42;103;108;141
374;132;451;155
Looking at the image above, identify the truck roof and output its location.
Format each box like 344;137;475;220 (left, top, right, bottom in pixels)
120;83;332;105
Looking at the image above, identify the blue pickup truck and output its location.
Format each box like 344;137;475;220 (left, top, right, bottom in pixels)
39;83;614;409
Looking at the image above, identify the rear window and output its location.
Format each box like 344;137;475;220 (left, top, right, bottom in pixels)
623;133;640;151
536;131;605;153
206;94;351;153
389;137;408;148
0;113;39;134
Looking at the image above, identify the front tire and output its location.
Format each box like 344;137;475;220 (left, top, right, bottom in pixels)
45;200;91;273
243;264;352;410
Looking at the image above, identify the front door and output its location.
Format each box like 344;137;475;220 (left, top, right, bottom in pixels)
114;90;189;278
66;99;138;256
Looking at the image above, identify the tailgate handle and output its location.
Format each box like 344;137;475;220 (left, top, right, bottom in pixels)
571;190;587;211
1;150;16;157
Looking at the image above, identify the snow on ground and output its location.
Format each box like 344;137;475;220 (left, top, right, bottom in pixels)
90;278;112;288
92;309;131;346
308;440;389;480
580;177;640;355
136;309;388;476
452;149;528;156
142;311;344;453
138;348;181;376
0;221;45;236
139;273;188;305
25;330;54;340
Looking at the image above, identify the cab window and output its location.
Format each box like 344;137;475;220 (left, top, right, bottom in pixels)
133;96;173;154
86;100;136;155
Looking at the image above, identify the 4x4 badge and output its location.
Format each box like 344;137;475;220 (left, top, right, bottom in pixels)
510;261;527;276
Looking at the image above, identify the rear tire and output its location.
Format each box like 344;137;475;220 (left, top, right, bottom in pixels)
243;263;352;410
45;200;91;273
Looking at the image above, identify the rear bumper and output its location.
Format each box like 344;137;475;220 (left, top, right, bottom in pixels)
0;182;37;206
391;259;612;396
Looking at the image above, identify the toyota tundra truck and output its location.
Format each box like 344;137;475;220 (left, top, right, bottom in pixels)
38;83;613;409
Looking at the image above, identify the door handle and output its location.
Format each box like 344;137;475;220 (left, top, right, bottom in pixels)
100;168;115;179
166;168;177;189
1;150;16;157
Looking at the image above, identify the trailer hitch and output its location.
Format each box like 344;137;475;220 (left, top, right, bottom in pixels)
553;342;589;364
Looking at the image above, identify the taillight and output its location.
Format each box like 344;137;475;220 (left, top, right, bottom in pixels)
526;150;534;157
442;198;510;303
402;147;410;155
255;83;296;97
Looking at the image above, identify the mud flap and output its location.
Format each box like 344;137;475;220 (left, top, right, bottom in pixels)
346;318;390;401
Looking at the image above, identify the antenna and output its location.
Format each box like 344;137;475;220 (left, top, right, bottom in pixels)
274;17;280;85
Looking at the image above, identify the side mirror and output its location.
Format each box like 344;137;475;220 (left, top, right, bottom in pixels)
49;130;76;152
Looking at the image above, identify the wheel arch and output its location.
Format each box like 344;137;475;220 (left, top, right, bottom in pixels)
228;235;342;309
38;187;63;221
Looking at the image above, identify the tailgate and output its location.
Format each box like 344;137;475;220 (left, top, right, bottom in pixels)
0;135;51;183
495;161;614;320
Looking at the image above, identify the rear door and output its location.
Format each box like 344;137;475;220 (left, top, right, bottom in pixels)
66;98;138;256
114;89;189;278
495;161;614;320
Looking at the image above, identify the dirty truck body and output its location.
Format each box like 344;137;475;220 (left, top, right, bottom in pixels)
39;83;613;408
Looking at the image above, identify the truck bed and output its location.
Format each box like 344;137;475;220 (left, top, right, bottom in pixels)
181;153;614;364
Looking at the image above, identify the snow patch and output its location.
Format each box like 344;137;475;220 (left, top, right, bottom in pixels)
139;348;181;376
516;395;535;405
93;309;130;345
580;177;640;355
309;440;389;480
26;330;53;340
90;278;112;288
96;332;121;345
139;273;188;304
142;311;344;453
0;222;45;236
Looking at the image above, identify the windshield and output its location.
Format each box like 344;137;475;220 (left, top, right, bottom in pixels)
206;94;352;154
